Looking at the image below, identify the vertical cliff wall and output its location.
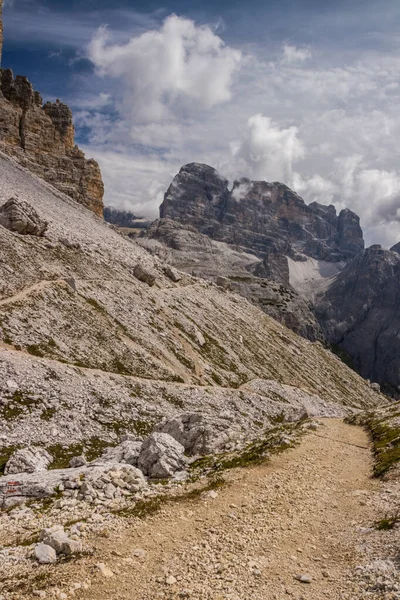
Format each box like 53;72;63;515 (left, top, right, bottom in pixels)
0;70;104;217
0;8;104;217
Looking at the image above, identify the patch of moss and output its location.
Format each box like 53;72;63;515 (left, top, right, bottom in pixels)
26;344;45;357
114;475;226;518
0;390;41;420
40;407;57;421
376;515;399;530
86;297;107;314
347;412;400;477
47;437;110;469
133;420;153;436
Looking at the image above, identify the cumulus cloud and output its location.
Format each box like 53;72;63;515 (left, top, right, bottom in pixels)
76;12;400;247
282;43;312;64
88;15;242;126
233;114;305;183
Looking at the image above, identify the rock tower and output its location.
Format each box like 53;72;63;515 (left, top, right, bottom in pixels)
0;3;104;217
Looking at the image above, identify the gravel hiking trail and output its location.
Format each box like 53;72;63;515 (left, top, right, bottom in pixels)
60;419;379;600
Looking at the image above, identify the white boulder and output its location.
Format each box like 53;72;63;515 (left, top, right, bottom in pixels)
138;432;186;478
5;447;52;475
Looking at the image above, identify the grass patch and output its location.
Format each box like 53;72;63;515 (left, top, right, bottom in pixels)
376;515;400;530
347;411;400;477
47;438;110;469
114;475;226;519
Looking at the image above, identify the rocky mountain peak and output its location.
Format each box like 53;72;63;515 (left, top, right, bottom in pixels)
390;241;400;254
159;163;364;261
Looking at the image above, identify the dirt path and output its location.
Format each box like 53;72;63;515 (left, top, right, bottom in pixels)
54;419;379;600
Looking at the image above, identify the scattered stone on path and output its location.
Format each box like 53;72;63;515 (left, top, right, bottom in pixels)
95;563;115;578
34;543;57;564
295;574;312;583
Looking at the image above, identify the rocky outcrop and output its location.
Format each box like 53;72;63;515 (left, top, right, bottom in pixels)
5;447;52;475
0;69;104;216
145;163;365;342
160;163;364;261
138;433;186;478
390;242;400;255
104;207;150;230
140;218;324;341
0;197;48;236
315;245;400;392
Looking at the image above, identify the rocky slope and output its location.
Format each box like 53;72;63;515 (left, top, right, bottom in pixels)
140;218;324;341
0;69;104;216
0;151;383;478
315;245;400;393
143;163;365;342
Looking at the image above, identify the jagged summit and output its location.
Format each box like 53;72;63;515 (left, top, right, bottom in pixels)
160;162;364;261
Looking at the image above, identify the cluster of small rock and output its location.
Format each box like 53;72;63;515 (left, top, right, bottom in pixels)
34;525;80;564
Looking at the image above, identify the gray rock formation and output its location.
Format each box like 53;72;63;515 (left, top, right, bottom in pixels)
99;440;142;466
140;218;324;341
138;432;186;478
5;447;52;475
156;413;240;455
0;197;48;236
390;242;400;254
34;543;57;564
315;245;400;391
160;163;364;261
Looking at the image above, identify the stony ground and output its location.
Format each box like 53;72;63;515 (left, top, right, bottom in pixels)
16;418;400;600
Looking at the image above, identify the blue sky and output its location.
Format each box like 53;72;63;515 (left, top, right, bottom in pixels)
2;0;400;246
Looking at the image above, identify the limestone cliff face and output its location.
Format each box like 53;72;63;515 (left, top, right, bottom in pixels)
0;69;104;216
160;163;364;261
315;245;400;392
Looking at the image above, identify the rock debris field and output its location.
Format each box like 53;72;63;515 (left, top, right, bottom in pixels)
23;419;400;600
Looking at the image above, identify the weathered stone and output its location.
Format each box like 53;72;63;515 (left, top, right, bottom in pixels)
164;265;182;282
138;432;186;478
99;441;142;466
0;198;48;236
157;413;238;455
134;264;156;286
315;245;400;391
0;71;104;216
68;455;87;468
34;543;57;564
216;276;231;290
5;447;52;475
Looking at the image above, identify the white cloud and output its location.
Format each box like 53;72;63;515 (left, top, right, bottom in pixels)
88;15;242;125
282;43;311;64
78;13;400;248
233;114;305;183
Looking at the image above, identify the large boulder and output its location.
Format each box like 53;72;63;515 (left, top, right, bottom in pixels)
5;447;52;475
138;432;186;478
98;440;142;466
133;264;156;286
40;525;81;556
156;413;239;455
0;197;48;236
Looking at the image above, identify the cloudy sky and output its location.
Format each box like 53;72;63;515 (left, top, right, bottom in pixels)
3;0;400;246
